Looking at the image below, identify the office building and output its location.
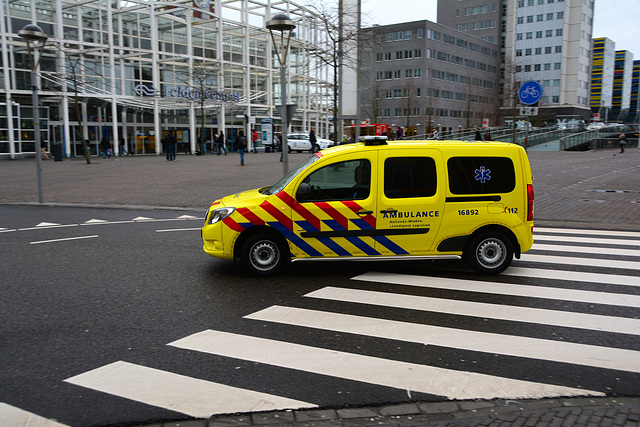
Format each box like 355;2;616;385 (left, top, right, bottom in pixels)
439;0;595;124
612;50;634;121
590;37;615;120
360;20;500;136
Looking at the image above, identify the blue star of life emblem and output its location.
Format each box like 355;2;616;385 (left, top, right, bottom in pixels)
474;166;491;183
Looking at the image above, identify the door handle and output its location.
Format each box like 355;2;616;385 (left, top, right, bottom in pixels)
356;210;374;215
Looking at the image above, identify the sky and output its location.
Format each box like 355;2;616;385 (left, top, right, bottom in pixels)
361;0;640;57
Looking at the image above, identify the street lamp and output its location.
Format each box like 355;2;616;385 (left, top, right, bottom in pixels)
266;13;296;175
19;24;48;204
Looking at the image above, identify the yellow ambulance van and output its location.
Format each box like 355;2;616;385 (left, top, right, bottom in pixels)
202;138;534;275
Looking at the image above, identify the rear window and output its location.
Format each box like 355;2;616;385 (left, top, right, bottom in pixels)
447;157;515;194
384;157;437;198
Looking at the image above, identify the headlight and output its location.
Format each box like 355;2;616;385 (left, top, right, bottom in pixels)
207;207;235;224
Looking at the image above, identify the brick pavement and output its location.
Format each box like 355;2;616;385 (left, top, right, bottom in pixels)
1;146;639;229
2;147;640;426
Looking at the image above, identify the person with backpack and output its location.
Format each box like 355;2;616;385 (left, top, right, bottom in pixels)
238;130;247;166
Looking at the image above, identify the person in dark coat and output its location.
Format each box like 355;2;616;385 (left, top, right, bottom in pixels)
164;131;176;161
475;127;482;141
309;128;317;153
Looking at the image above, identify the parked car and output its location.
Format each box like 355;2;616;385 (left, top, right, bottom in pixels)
287;133;334;153
586;122;606;131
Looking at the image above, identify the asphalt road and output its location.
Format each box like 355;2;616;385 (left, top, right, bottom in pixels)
1;204;639;426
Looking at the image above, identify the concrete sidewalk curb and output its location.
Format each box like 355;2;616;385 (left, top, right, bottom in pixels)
133;397;640;426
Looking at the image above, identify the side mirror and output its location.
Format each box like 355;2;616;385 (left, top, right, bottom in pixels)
296;182;311;200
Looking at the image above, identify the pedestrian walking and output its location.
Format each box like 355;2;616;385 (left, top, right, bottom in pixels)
217;131;227;155
119;136;128;156
475;127;482;141
309;128;317;153
238;130;247;166
252;130;258;153
618;132;627;153
100;136;112;158
40;138;49;160
164;131;176;161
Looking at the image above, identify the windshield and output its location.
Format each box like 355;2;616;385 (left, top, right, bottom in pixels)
262;154;320;195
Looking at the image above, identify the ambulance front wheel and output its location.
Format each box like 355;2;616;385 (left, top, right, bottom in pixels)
240;233;289;276
466;231;513;274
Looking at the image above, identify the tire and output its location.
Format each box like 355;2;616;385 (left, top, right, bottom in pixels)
240;233;289;276
465;231;513;274
288;146;292;153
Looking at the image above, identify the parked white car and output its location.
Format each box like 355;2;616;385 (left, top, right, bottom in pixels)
287;133;334;152
586;122;606;131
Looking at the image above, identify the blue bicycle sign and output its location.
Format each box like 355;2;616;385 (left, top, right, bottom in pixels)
518;81;543;105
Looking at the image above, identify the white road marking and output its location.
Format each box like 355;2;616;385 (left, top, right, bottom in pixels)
532;234;640;247
518;253;640;270
535;227;640;239
0;402;69;426
352;272;640;308
156;228;201;233
30;235;99;245
504;267;640;287
169;330;603;400
19;224;78;231
306;286;640;335
532;243;640;257
64;361;316;418
245;306;640;373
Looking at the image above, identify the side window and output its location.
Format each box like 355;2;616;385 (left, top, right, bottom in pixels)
447;157;515;194
299;159;371;202
384;157;437;198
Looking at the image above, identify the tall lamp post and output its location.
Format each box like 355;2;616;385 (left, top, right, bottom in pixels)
266;13;296;175
19;24;48;204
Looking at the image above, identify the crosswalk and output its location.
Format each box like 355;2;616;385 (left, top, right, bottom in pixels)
9;226;640;424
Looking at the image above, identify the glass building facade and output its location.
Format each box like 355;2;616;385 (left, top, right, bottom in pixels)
1;0;333;159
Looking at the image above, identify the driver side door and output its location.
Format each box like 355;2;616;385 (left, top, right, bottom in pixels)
289;153;379;259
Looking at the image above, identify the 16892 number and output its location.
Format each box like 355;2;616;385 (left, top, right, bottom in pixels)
458;209;479;215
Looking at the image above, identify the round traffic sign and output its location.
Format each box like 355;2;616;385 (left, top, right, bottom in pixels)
518;81;543;105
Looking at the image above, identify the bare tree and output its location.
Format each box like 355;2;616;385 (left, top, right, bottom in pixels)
52;43;113;164
306;0;364;140
176;61;222;153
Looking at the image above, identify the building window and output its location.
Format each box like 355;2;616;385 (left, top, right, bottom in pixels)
404;30;412;39
527;15;534;23
524;64;531;71
534;64;541;71
547;13;553;20
556;29;563;36
516;49;523;56
536;31;543;38
546;29;553;37
544;63;551;70
414;49;422;58
517;17;524;24
545;46;552;54
535;47;542;54
554;62;561;70
417;29;423;38
557;11;564;19
394;31;403;40
396;51;403;60
537;14;544;21
555;45;562;53
525;48;532;55
517;33;523;40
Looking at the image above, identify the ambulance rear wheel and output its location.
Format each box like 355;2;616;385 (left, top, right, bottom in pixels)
466;231;513;274
241;233;288;276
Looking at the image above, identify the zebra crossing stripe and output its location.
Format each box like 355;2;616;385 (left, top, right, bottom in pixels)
518;253;640;270
352;272;640;308
305;286;640;335
169;330;603;400
532;234;640;247
535;227;640;239
64;361;316;417
0;402;69;427
245;306;640;373
531;243;640;257
504;267;640;287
